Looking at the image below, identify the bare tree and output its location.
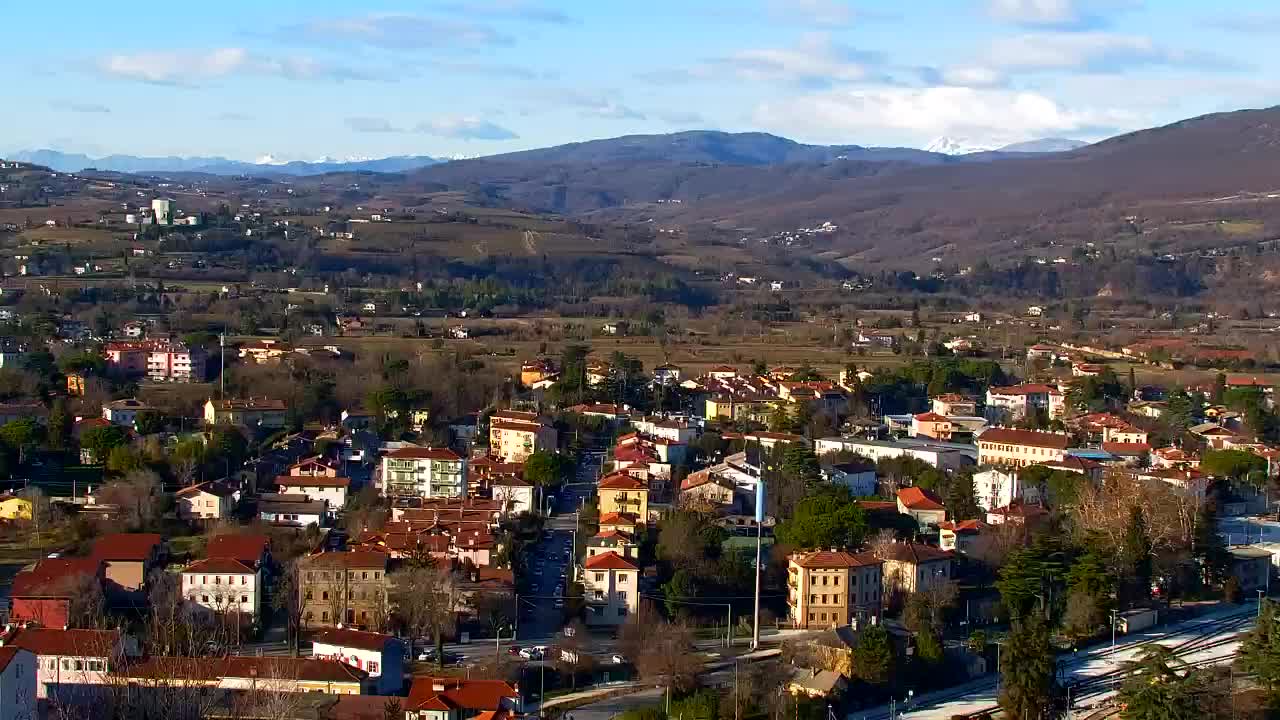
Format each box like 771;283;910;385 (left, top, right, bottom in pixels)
390;565;457;667
97;469;164;531
271;559;306;655
554;619;596;690
621;608;701;696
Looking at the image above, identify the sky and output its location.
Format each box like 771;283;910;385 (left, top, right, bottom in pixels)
5;0;1280;162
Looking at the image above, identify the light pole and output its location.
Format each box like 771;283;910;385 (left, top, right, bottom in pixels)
1110;608;1119;650
1259;589;1267;620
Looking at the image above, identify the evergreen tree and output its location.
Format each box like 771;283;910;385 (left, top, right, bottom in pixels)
944;470;981;521
47;399;70;451
1117;646;1208;720
1119;507;1153;609
1241;599;1280;704
1192;502;1231;589
852;624;895;686
1212;372;1226;404
999;615;1058;720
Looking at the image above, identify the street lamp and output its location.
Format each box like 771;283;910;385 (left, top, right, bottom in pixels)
1110;608;1119;650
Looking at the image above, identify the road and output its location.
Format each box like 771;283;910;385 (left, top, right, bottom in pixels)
857;603;1257;720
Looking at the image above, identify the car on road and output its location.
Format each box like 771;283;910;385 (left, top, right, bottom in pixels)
611;654;626;665
554;598;565;608
518;647;542;661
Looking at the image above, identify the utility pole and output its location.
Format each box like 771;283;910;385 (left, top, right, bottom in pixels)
219;331;226;399
752;478;765;650
1111;608;1119;650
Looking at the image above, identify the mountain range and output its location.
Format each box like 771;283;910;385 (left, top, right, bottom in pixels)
7;133;1085;176
5;149;445;176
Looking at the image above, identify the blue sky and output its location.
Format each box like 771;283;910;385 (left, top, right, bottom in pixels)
5;0;1279;161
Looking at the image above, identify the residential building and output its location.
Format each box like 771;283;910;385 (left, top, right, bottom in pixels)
0;645;36;720
298;551;391;629
678;470;737;511
823;460;878;497
258;494;327;527
813;437;975;473
583;551;639;626
405;676;522;720
180;557;261;623
875;542;954;597
519;359;556;387
653;363;682;385
101;398;152;427
897;487;946;529
786;550;883;629
786;667;847;700
971;467;1039;512
491;475;535;515
910;412;953;441
586;530;639;561
4;627;121;703
120;655;367;694
9;559;105;629
206;533;272;570
939;520;993;555
1229;546;1272;595
488;410;557;464
203;397;288;429
986;501;1050;526
311;628;405;695
104;340;207;383
0;403;48;426
91;533;165;593
277;475;350;511
175;482;235;521
597;472;649;521
976;428;1071;468
984;384;1064;423
380;447;468;499
598;512;642;536
288;456;341;477
0;493;33;521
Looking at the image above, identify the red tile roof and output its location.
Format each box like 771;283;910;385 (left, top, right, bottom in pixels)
407;677;519;712
91;533;162;562
978;428;1071;450
599;512;640;525
385;447;461;461
310;627;400;653
598;473;646;490
182;557;256;575
854;500;900;513
175;481;234;498
9;628;120;657
897;487;945;511
301;551;389;569
11;558;103;598
121;656;368;683
790;550;882;569
0;646;23;674
583;551;639;571
875;542;954;564
939;519;989;534
206;534;270;566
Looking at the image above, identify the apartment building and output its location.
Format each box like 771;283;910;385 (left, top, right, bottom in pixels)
583;551;639;627
180;557;261;623
277;475;350;510
298;551;390;630
5;627;122;703
203;397;288;429
597;472;649;520
976;428;1071;468
876;542;955;597
380;447;468;499
488;410;558;464
104;340;207;383
786;550;883;629
984;384;1065;423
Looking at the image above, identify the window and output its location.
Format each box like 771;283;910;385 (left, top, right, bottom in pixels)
594;590;604;600
305;591;313;601
618;574;628;584
833;576;840;587
367;661;379;674
241;576;247;585
202;595;210;602
618;607;627;617
307;572;315;581
322;611;329;621
617;591;627;601
821;575;828;586
88;660;104;672
322;591;329;601
373;571;381;580
808;613;815;621
594;573;605;582
362;572;368;580
241;595;249;603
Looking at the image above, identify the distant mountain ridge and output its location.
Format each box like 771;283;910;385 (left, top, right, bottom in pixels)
998;138;1088;153
6;149;443;176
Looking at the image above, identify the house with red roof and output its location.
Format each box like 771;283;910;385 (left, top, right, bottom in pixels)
874;542;955;596
938;519;993;555
488;409;557;464
598;472;649;521
786;550;882;629
586;529;639;561
206;533;271;569
175;481;235;521
2;627;126;702
91;534;165;595
985;384;1064;423
911;412;954;441
976;428;1071;468
311;628;405;695
583;552;639;627
896;487;946;529
381;446;468;499
277;474;351;511
180;557;261;624
406;676;521;719
9;559;105;629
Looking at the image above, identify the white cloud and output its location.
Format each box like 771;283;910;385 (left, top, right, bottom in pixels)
97;48;381;85
292;14;512;49
717;33;881;86
414;117;519;140
984;32;1237;72
543;89;647;120
768;0;856;27
752;85;1137;146
939;65;1007;87
986;0;1085;26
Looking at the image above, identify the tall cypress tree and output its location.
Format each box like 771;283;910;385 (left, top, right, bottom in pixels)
999;615;1059;719
1119;507;1153;609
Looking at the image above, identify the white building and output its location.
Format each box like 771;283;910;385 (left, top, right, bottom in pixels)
984;384;1065;423
310;628;405;696
5;628;122;702
380;447;468;499
175;482;234;521
102;398;152;428
814;437;975;473
151;198;173;225
0;645;36;720
276;475;350;511
583;551;639;627
492;476;536;515
971;468;1041;512
180;557;261;622
824;460;877;497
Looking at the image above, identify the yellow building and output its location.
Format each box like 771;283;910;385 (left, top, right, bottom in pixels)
597;472;649;520
786;550;883;629
976;427;1070;468
488;409;558;464
0;494;32;521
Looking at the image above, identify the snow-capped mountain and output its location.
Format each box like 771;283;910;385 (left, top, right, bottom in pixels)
254;154;288;166
7;149;443;176
924;136;999;156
